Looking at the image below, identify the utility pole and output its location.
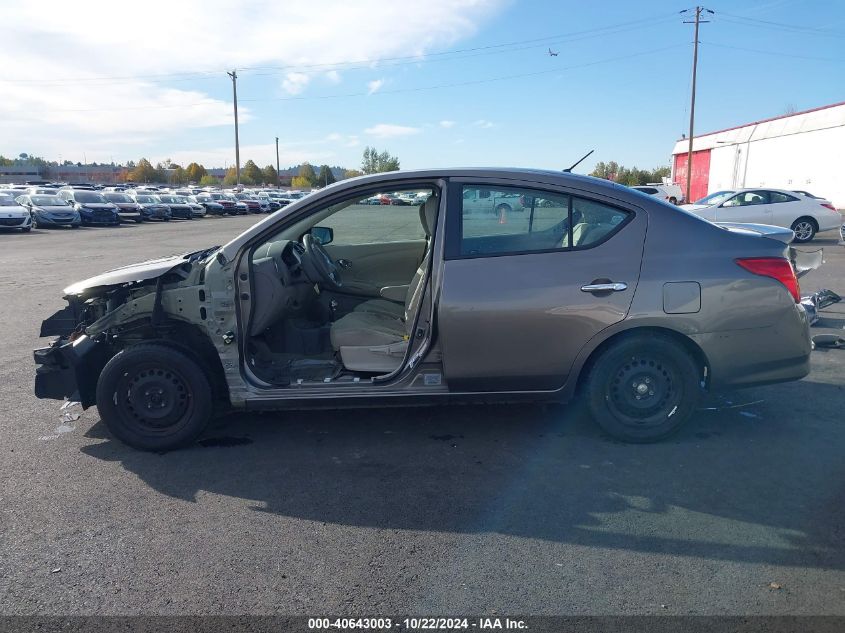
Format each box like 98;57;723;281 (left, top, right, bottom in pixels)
227;70;241;187
682;6;713;203
275;137;280;188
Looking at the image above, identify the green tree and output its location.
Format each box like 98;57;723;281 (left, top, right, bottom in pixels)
342;168;363;179
130;158;159;183
169;166;187;185
361;146;400;174
198;174;218;186
262;164;278;186
222;167;239;186
297;162;318;187
242;160;263;185
317;165;336;187
291;175;312;189
185;162;207;183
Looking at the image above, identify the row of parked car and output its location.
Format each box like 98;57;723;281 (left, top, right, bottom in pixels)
0;184;312;231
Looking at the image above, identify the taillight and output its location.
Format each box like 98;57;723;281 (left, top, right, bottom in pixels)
735;257;800;303
821;202;836;211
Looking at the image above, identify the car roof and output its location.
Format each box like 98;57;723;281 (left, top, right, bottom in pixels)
733;187;798;194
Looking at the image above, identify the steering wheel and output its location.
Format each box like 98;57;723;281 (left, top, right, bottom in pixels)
302;233;343;290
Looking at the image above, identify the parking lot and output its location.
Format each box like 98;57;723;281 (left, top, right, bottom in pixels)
1;218;844;615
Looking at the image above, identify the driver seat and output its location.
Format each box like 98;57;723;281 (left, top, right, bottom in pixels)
329;195;438;373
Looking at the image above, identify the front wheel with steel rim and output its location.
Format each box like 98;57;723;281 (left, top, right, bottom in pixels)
585;334;701;442
96;343;213;451
791;217;817;243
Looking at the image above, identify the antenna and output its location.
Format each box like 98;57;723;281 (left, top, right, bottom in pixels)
563;149;594;173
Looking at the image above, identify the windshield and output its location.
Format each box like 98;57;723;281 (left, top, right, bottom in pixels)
104;193;132;203
31;196;67;206
0;197;17;206
74;191;107;203
694;190;734;205
158;195;179;203
135;196;159;203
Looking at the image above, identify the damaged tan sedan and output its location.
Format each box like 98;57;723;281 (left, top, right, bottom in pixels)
34;169;812;450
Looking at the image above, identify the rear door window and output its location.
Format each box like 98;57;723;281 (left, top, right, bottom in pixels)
452;184;631;257
769;191;798;204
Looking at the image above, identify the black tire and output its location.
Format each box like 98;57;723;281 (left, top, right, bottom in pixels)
584;333;701;443
164;217;171;222
96;343;213;451
791;217;817;243
669;197;678;205
21;226;32;232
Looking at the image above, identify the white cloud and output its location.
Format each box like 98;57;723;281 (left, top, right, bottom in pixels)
473;119;495;128
0;0;504;161
282;72;311;95
367;79;385;95
439;120;457;128
363;124;421;138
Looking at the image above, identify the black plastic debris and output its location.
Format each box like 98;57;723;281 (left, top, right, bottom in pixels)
812;334;845;349
801;289;842;325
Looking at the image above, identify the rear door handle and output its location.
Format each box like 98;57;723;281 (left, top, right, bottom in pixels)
581;282;628;292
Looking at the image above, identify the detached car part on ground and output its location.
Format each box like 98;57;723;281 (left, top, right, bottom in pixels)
34;169;813;451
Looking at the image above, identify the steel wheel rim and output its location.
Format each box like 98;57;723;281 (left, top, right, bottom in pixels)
114;363;194;434
606;354;681;427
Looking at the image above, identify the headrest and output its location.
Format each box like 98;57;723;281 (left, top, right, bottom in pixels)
419;194;438;236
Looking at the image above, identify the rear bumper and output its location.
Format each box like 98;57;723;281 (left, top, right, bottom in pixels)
692;303;811;389
817;214;842;232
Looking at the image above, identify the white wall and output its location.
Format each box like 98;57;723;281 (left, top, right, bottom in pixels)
705;126;845;208
671;102;845;208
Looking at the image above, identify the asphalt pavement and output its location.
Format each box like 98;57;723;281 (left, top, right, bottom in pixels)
1;216;844;616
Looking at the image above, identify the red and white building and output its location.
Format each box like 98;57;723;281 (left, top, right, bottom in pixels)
671;101;845;209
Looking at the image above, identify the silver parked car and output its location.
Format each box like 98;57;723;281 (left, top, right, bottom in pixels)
34;168;811;450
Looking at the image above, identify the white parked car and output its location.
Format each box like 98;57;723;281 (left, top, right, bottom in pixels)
631;183;684;205
0;193;33;232
681;188;841;242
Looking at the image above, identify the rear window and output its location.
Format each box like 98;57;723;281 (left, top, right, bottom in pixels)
633;187;659;195
74;191;107;203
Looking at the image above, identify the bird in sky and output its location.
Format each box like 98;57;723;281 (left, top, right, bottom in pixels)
548;48;559;56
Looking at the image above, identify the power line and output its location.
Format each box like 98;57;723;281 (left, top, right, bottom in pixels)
717;12;845;37
244;44;687;103
0;12;680;86
0;43;687;115
701;40;845;62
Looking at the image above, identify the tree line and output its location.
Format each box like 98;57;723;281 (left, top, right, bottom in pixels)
2;146;403;186
590;161;671;186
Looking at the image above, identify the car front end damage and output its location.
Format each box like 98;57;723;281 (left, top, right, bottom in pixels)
33;247;235;408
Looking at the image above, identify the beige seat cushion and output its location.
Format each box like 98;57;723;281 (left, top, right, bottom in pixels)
330;310;406;350
352;298;404;319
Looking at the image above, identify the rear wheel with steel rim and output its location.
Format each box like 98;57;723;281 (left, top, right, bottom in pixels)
96;344;213;451
791;217;817;243
585;334;701;442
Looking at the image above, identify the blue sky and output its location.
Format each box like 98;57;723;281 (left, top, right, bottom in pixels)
1;0;842;173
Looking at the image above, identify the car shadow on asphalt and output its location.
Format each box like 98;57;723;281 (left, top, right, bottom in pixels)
80;382;845;571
